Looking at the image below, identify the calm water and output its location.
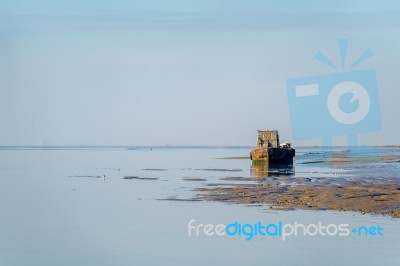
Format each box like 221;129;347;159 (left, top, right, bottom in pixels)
0;146;399;266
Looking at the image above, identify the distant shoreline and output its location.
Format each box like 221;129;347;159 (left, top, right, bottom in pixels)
0;144;399;150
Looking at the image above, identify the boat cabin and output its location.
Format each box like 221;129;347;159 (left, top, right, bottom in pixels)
256;130;279;148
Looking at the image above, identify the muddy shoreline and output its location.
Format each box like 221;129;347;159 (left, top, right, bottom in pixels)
196;152;400;217
195;179;400;217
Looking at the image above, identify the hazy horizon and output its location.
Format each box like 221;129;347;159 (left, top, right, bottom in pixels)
1;1;399;147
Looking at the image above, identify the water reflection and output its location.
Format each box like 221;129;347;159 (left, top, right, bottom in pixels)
250;161;294;178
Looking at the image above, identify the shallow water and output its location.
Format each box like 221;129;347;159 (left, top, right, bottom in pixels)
295;146;400;184
0;146;399;265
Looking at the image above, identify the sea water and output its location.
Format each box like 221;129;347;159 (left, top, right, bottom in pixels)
0;146;399;266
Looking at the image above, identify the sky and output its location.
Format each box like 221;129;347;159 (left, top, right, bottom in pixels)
0;0;400;146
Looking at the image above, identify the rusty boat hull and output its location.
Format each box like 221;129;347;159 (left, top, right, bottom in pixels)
250;147;295;164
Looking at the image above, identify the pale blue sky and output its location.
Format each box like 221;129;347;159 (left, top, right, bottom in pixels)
0;1;399;146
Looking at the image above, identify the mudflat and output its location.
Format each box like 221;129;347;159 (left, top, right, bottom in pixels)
196;180;400;217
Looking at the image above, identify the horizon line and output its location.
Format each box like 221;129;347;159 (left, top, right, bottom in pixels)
0;144;399;149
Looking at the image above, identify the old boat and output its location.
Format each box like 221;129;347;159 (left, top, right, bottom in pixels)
250;130;295;163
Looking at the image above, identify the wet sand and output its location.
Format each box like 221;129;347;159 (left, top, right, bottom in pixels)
196;180;400;217
195;152;400;217
123;176;159;180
